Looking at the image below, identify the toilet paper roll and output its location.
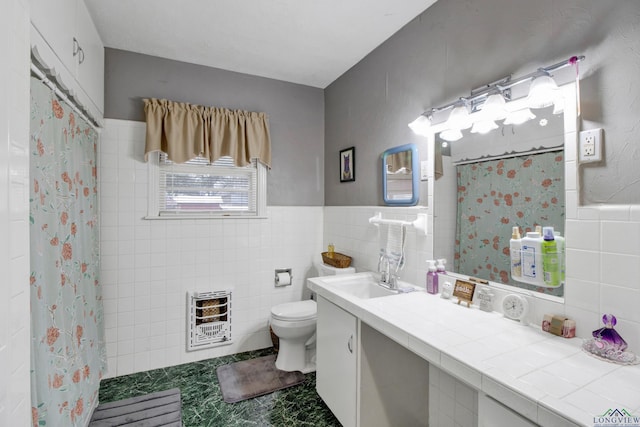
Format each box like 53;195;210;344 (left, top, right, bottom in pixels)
276;272;291;286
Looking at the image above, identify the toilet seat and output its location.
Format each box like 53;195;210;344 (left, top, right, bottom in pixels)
271;300;317;321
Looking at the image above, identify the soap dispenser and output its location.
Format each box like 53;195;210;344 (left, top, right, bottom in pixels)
436;259;447;275
426;260;438;294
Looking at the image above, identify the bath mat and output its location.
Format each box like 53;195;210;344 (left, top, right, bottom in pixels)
89;387;181;426
216;354;305;403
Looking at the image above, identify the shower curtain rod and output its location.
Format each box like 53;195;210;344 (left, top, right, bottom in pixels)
30;63;101;131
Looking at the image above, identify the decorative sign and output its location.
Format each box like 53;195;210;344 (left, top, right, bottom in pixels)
453;279;476;308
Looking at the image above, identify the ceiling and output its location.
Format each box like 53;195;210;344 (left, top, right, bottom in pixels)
85;0;438;88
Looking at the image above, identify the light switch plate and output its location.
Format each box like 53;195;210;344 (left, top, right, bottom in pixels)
420;160;429;181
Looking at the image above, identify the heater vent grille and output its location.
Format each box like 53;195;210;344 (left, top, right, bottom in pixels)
187;290;232;351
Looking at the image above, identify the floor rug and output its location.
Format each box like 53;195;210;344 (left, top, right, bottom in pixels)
89;388;181;426
216;354;305;403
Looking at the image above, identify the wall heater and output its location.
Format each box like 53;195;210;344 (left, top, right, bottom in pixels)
187;290;232;351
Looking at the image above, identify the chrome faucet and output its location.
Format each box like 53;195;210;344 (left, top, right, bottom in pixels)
378;249;389;285
378;250;403;290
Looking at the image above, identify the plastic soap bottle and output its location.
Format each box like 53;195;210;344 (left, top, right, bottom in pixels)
542;227;560;287
521;231;543;285
436;259;447;275
510;226;522;279
426;260;439;294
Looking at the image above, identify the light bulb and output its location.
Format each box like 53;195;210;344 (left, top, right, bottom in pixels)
527;75;559;109
471;120;499;134
408;115;431;136
445;104;472;130
440;129;463;142
480;93;507;120
504;108;536;125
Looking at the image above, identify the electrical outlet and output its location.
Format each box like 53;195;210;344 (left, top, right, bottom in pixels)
579;128;603;163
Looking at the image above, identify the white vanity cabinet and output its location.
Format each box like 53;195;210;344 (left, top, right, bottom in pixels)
30;0;104;116
316;296;358;427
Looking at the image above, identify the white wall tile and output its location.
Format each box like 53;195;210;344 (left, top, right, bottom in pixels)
564;278;600;311
565;220;600;251
601;220;640;255
600;285;640;324
600;253;640;289
598;205;631;221
565;249;600;282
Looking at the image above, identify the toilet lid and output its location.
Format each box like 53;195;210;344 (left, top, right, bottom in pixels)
271;300;317;321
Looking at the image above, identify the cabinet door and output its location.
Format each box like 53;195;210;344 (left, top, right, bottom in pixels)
316;296;358;427
75;0;104;112
30;0;77;71
478;393;537;427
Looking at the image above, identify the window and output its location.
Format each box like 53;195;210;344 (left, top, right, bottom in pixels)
147;152;267;218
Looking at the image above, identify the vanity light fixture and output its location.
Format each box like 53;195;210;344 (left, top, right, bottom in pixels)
408;55;584;138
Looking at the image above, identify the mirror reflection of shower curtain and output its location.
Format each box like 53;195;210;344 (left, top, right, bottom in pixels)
29;76;106;426
454;150;564;297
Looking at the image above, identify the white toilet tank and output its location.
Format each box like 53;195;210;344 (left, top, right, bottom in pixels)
316;262;355;276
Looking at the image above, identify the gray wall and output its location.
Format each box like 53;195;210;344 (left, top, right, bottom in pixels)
104;48;325;206
325;0;640;206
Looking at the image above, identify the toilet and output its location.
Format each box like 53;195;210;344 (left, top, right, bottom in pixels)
270;263;355;373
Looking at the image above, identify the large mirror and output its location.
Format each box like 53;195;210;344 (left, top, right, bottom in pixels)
431;82;576;299
382;143;419;205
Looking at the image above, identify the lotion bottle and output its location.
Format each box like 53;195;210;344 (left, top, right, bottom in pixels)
521;231;543;285
510;226;522;278
426;260;438;294
542;227;560;287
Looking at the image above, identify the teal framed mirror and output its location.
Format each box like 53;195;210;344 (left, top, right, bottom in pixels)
382;143;419;206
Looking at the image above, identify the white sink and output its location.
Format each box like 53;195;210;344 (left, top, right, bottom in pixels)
321;272;412;299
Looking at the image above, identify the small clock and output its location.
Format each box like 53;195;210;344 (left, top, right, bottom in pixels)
502;293;529;325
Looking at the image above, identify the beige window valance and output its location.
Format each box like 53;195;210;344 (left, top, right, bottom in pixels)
143;98;272;167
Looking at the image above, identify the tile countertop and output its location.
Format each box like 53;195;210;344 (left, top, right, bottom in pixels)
307;274;640;427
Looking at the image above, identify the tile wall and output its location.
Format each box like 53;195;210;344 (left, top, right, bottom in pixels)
429;364;478;427
0;0;31;424
323;205;431;286
99;119;324;377
564;205;640;352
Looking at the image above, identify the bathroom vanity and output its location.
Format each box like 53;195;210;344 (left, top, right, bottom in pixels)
316;295;429;427
308;272;640;427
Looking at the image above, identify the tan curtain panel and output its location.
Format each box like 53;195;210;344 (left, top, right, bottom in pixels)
144;98;272;167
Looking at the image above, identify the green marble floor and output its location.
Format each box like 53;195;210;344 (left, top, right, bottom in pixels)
98;347;340;427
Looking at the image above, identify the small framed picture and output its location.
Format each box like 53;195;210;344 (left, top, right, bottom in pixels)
340;147;355;182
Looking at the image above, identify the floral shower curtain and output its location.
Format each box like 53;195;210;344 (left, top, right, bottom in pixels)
29;76;106;426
